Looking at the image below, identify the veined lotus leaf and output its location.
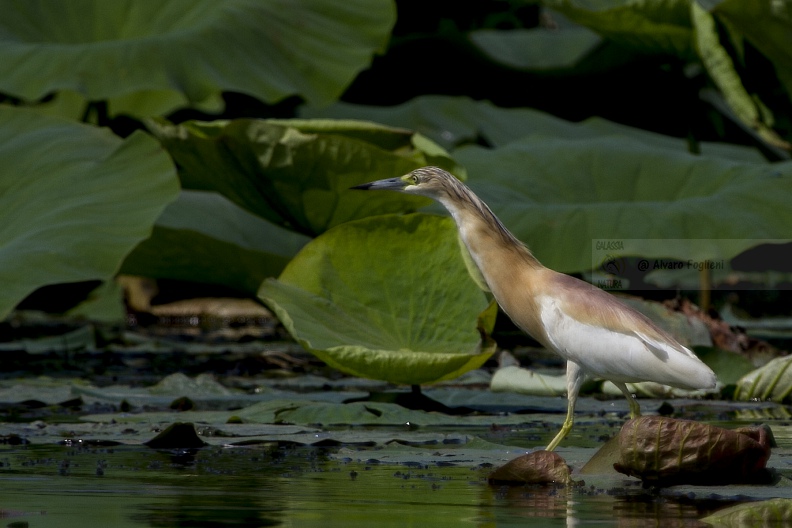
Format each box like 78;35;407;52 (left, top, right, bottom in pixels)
258;214;496;386
542;0;696;59
301;96;764;161
0;106;178;320
454;135;792;273
0;0;395;115
149;118;463;236
121;190;310;293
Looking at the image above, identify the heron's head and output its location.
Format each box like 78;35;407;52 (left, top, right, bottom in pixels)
351;166;460;200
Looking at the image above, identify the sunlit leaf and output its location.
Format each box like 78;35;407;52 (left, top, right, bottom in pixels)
691;2;790;151
490;366;568;396
0;0;396;114
258;214;496;386
542;0;696;59
150;118;463;236
0;106;179;320
734;355;792;403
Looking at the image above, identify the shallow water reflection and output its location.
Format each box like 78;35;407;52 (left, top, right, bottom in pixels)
0;443;747;527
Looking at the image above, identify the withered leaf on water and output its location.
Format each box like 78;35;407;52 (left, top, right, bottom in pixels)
488;450;572;485
614;416;773;486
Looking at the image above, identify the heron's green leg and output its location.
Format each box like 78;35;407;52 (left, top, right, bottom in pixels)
613;381;641;419
545;361;585;451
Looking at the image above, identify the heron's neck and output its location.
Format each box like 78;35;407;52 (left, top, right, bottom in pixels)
437;190;542;277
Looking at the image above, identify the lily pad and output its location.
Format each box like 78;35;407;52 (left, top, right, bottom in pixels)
700;498;792;526
258;214;496;386
734;355;792;403
455;135;792;273
0;0;396;114
490;366;569;396
149;118;462;236
0;106;179;320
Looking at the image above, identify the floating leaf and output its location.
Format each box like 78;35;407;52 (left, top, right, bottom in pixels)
490;366;568;396
0;106;179;320
148;373;234;398
258;214;496;386
455;135;792;273
700;498;792;527
0;325;95;354
276;401;460;427
121;191;309;293
0;0;396;114
150;118;463;236
734;355;792;403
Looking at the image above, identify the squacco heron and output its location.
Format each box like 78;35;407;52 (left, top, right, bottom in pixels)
353;166;717;451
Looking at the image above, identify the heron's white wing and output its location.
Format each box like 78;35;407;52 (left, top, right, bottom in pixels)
538;296;715;390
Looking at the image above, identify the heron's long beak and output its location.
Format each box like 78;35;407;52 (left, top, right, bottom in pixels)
350;177;407;191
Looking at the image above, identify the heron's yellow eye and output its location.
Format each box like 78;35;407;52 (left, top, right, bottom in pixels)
411;175;419;184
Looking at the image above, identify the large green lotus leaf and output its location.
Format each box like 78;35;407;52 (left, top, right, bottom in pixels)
0;106;178;320
468;26;602;71
454;135;792;273
150;118;463;236
258;214;496;386
301;96;764;162
542;0;696;59
0;0;394;114
121;190;309;293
